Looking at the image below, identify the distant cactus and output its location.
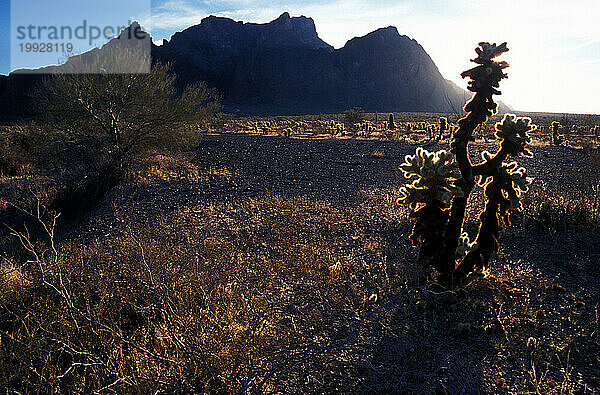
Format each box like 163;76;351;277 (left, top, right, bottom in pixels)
551;121;564;145
438;117;448;140
388;113;395;130
398;42;536;288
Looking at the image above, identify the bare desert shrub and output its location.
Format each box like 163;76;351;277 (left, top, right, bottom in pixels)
14;62;219;220
32;62;219;172
0;134;23;178
0;126;39;178
344;107;365;125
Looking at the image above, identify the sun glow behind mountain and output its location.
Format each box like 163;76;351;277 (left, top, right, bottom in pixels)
142;0;599;115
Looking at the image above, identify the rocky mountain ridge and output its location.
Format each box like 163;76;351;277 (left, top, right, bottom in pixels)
152;13;470;114
0;13;505;117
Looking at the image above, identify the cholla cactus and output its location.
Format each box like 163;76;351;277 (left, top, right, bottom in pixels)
498;161;532;208
478;157;532;209
495;114;534;156
438;117;448;140
398;148;463;209
551;121;564;145
397;148;463;274
398;42;536;288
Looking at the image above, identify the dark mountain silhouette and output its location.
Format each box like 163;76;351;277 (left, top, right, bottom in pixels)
0;14;508;117
152;13;471;114
0;22;151;117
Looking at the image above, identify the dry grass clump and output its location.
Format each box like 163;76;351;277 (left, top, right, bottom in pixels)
0;194;410;392
520;147;600;232
521;185;600;232
129;151;238;185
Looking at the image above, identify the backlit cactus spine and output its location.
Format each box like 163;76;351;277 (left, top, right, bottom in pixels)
398;42;536;288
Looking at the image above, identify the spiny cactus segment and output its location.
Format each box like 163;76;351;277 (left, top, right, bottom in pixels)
459;42;510;127
398;148;463;209
495;114;535;157
478;158;532;207
498;161;532;208
472;42;509;63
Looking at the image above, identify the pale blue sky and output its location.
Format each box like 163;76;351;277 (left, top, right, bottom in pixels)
2;0;599;114
6;0;150;71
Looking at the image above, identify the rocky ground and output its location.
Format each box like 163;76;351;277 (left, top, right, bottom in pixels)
80;133;589;226
1;132;599;393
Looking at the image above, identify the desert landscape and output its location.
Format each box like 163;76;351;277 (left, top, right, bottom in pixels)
1;5;599;394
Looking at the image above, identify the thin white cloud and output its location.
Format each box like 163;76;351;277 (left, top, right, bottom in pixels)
564;39;600;54
143;0;209;31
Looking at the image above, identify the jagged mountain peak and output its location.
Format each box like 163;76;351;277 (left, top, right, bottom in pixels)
275;11;291;20
117;21;150;40
166;13;332;52
369;26;401;37
341;26;417;50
